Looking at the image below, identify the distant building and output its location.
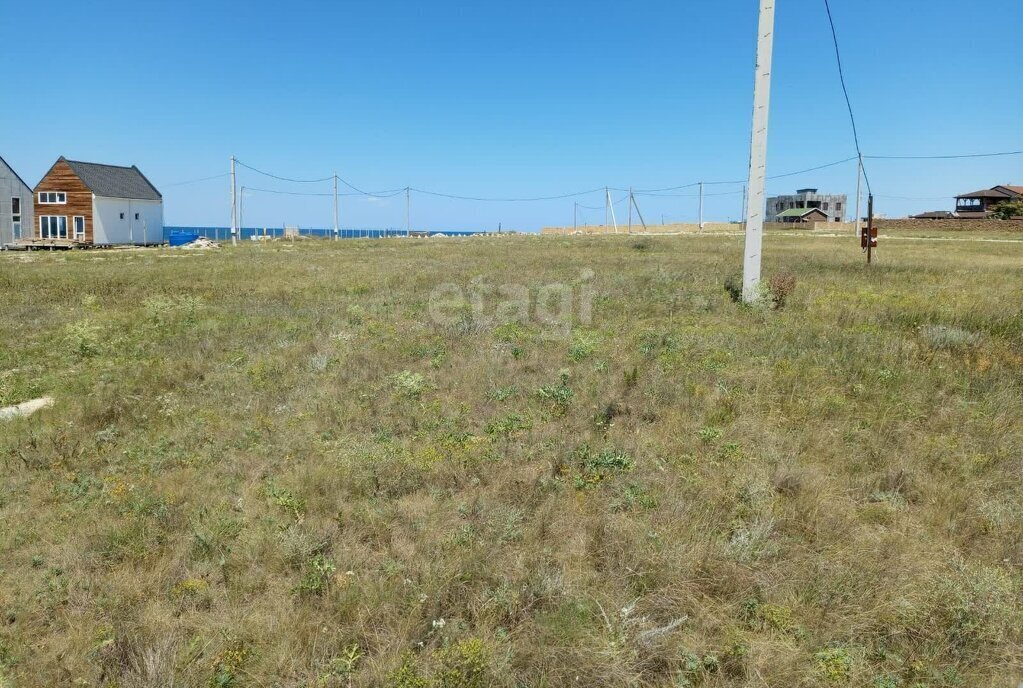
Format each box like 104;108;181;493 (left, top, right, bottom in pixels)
33;157;163;244
910;211;955;220
776;207;830;224
955;185;1022;219
767;188;847;223
0;155;34;246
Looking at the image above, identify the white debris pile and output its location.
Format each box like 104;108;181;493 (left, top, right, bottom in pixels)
180;237;221;250
0;397;54;421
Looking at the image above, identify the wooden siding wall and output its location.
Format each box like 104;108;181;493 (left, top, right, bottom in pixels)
33;160;92;242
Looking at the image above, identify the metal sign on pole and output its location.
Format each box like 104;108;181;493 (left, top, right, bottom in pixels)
741;0;776;302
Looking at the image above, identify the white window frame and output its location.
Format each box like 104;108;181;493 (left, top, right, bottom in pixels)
38;191;67;205
39;215;68;240
73;216;85;240
11;197;21;238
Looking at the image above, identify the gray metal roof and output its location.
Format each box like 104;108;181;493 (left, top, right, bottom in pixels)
64;158;162;200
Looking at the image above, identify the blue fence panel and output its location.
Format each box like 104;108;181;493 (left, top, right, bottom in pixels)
163;226;483;243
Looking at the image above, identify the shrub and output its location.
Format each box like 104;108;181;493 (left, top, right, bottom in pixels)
391;370;427;399
814;647;853;682
723;273;743;303
767;271;797;309
433;638;491;688
919;324;979;351
387;653;430;688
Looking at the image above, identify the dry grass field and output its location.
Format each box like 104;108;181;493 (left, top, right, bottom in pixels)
1;232;1022;687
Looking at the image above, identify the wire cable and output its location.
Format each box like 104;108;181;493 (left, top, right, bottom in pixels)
164;172;230;187
866;150;1023;160
235;160;334;184
823;0;871;194
410;186;606;202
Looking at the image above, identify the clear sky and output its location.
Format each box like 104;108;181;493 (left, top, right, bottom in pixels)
3;0;1020;231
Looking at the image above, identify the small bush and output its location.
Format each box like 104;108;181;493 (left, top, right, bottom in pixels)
433;638;491;688
767;271;797;309
723;273;743;303
391;370;427;399
919;324;979;351
814;647;853;682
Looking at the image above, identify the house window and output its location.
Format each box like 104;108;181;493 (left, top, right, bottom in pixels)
38;191;66;204
119;212;125;220
823;202;830;211
134;212;139;221
11;197;21;238
40;216;67;239
836;202;842;212
73;216;85;240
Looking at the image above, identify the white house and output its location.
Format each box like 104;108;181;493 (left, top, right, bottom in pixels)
34;157;163;245
0;155;33;246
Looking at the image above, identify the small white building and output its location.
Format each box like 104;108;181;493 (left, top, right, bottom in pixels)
34;157;163;245
0;155;34;246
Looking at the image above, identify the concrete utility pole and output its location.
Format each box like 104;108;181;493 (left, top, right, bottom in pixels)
741;0;776;302
230;156;238;247
573;202;578;232
239;186;245;233
606;187;619;233
604;187;609;229
628;187;634;234
405;187;411;236
699;182;705;231
333;174;340;241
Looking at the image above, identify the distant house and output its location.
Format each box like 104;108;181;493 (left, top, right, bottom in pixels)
776;207;830;224
911;211;955;220
955;185;1022;219
768;188;847;222
0;155;34;246
33;157;163;244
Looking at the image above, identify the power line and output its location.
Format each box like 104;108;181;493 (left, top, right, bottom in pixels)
823;0;871;195
164;172;230;187
410;186;605;202
235;160;334;184
866;150;1023;160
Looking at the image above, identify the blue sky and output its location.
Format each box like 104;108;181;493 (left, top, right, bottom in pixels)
3;0;1020;231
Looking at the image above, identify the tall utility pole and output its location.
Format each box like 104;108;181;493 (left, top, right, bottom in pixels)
628;187;634;234
853;154;863;236
239;186;245;233
741;0;776;303
699;182;705;231
230;156;238;246
333;174;340;241
741;184;748;227
604;187;609;229
573;202;578;232
606;187;619;234
405;187;411;236
866;194;874;264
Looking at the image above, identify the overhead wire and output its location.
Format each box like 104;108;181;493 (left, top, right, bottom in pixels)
823;0;871;194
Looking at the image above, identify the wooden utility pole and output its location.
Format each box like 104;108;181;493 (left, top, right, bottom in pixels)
866;194;874;264
741;0;776;302
230;156;238;246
